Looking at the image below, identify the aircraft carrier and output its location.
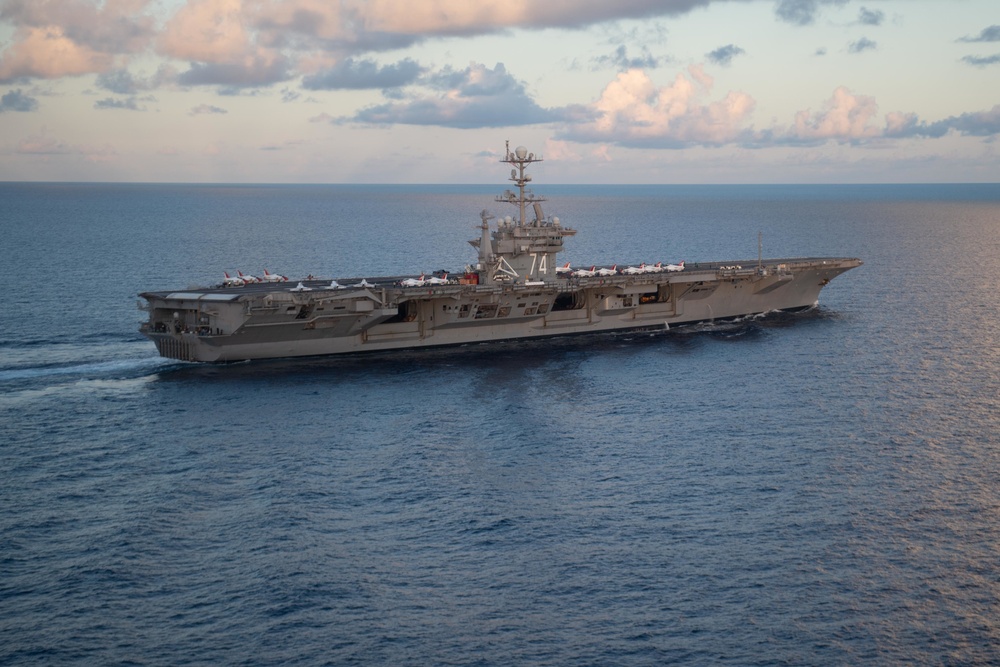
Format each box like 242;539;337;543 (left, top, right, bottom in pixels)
139;143;862;363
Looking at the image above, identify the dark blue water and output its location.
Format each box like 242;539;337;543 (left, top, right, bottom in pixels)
2;182;999;665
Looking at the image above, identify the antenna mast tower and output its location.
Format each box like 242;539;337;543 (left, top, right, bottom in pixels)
498;140;545;226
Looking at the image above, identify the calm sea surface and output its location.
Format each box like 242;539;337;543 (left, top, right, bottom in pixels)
1;182;999;665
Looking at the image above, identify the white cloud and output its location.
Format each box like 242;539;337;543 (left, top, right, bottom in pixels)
0;0;155;81
559;66;756;148
0;25;114;81
158;0;253;63
788;86;880;143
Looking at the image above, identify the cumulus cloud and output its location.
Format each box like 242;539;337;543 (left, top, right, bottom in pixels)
958;25;1000;43
159;0;290;87
301;58;423;90
0;26;114;81
0;0;155;81
0;88;39;112
776;90;999;145
787;87;880;144
848;37;877;54
558;65;756;148
556;73;1000;149
425;62;527;96
930;105;1000;137
1;0;155;52
884;105;1000;139
706;44;745;66
158;0;255;64
344;62;564;128
883;111;919;137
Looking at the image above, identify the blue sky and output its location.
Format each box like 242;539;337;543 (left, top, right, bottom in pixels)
0;0;998;183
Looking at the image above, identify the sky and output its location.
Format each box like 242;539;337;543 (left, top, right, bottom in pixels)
0;0;998;184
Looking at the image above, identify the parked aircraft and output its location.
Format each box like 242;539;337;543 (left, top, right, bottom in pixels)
290;282;312;292
424;273;450;285
572;266;597;277
223;272;245;287
399;275;426;287
261;269;288;282
665;261;685;272
595;265;618;276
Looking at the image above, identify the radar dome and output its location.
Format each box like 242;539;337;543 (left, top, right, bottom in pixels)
514;146;528;159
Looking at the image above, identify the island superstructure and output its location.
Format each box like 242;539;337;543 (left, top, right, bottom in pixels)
139;143;862;363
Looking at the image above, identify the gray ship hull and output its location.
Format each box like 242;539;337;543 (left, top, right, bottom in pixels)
140;258;860;363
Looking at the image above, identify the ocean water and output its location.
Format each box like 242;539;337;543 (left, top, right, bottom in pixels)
1;181;999;665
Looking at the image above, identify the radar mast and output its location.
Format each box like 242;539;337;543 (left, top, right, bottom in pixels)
497;140;545;227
